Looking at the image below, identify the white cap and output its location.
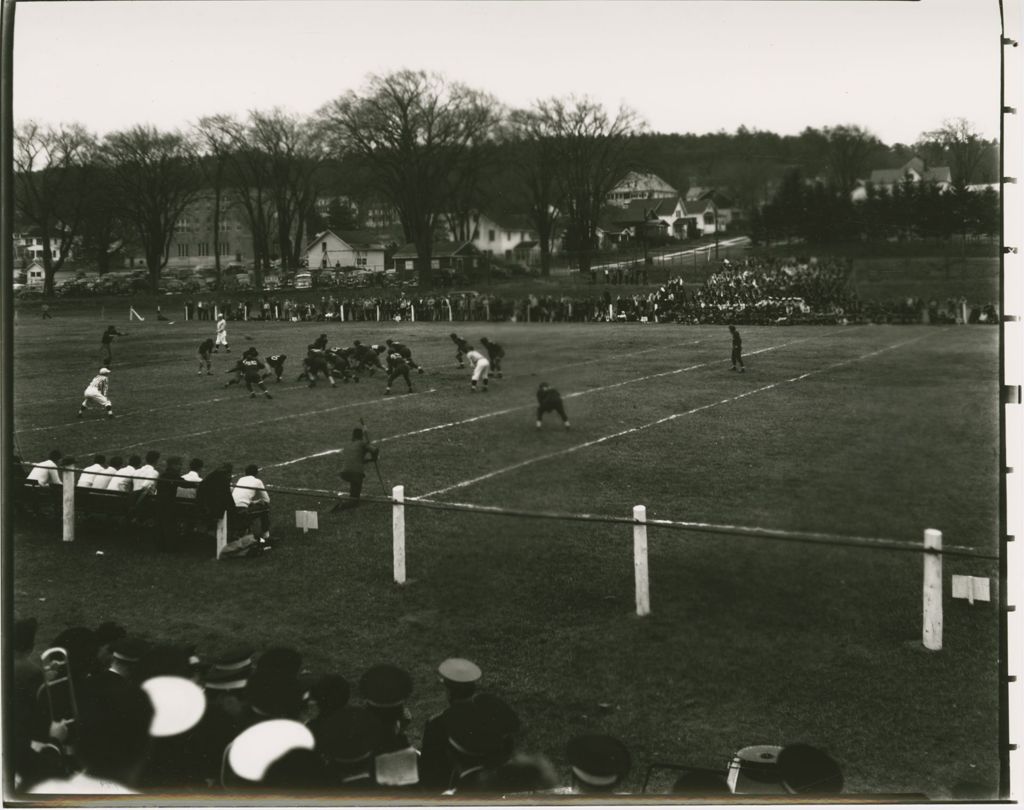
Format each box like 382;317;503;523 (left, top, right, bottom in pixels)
99;368;111;375
141;676;206;738
227;720;315;782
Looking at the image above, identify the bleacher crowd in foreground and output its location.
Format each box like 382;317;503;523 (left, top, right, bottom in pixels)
12;615;856;798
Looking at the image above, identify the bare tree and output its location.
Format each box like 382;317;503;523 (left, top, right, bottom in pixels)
195;115;236;285
248;108;329;275
534;97;641;275
822;124;879;195
98;125;202;291
14;121;96;296
320;70;500;286
920;118;990;189
199;114;275;278
505;109;563;275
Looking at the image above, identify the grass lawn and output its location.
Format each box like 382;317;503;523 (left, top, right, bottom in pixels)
9;312;1002;798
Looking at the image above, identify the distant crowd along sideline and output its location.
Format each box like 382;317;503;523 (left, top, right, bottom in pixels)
52;257;999;326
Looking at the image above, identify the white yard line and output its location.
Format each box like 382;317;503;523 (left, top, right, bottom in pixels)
89;389;438;455
415;332;937;499
266;333;827;470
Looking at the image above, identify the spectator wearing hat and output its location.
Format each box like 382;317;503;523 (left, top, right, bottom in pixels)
441;695;518;793
305;674;350;741
31;677;154;795
561;734;631;794
93;622;128;670
101;637;149;685
191;646;255;783
359;664;414;754
138;676;208;790
315;705;386;790
359;664;420;789
419;658;482;789
222;719;315;790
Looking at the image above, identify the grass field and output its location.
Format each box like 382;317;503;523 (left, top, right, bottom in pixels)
10;311;1002;798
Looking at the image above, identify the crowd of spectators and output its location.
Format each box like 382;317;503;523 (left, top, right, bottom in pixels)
11;615;851;798
174;256;996;328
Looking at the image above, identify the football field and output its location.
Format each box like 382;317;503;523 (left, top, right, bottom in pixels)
10;313;1002;797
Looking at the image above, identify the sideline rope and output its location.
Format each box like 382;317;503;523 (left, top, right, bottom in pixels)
23;463;999;562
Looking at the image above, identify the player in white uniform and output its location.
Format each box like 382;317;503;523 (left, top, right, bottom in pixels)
466;347;490;393
215;316;230;352
78;368;114;419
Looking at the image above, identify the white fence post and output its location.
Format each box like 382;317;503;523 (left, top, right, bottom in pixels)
215;510;228;560
633;505;650;617
922;528;943;650
62;468;75;543
393;485;406;585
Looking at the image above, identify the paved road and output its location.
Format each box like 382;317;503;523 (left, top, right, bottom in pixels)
589;235;752;272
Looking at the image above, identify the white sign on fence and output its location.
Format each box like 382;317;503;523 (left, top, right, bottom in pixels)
951;575;991;605
295;510;319;534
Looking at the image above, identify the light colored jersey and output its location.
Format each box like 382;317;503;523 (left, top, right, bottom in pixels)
216;318;227;335
27;459;61;487
107;465;137;492
91;465;118;491
177;469;202;499
466;350;485;366
77;463;105;488
232;475;270;508
132;464;159;493
85;374;108;395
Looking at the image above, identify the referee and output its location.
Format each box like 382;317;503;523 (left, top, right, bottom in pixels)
729;324;745;373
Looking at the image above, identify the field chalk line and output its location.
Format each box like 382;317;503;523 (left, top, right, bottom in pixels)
15;337;705;427
266;332;836;470
87;389;439;456
416;331;939;499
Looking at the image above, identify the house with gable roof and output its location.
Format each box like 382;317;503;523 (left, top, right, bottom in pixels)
304;229;387;274
852;157;953;201
606;171;679;207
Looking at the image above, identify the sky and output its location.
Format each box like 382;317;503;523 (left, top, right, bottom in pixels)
11;0;1005;146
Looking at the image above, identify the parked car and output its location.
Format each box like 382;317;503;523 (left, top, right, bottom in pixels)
294;272;312;289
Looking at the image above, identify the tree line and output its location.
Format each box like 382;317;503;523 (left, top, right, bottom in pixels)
14;68;997;296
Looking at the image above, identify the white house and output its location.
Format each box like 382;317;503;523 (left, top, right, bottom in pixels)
852;157;953;201
449;212;540;264
304;230;387;274
606;171;678;207
25;260;46;288
14;232;74;265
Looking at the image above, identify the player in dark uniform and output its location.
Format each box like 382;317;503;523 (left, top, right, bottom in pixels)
264;353;287;382
480;337;504;379
536;382;570;430
352;341;385;375
198;338;215;375
224;349;257;387
729;324;745;372
302;347;337;388
241;352;273;399
311;333;329;351
450;332;470;368
100;325;128;365
386;339;424;374
384;351;413;395
326;346;359;383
